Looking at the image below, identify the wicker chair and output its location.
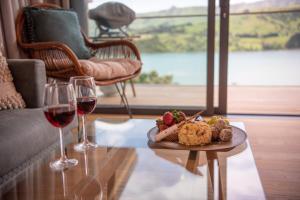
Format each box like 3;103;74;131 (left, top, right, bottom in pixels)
16;3;142;117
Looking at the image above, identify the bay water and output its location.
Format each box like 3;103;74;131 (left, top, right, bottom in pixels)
141;49;300;86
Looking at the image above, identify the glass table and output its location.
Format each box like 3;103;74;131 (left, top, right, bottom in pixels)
0;118;265;200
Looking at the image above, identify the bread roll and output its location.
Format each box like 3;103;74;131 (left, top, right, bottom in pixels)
178;121;212;146
219;129;232;142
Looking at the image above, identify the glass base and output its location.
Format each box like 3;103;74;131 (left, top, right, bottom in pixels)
50;158;78;171
74;140;98;152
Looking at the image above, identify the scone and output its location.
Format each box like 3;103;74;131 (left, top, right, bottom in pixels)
178;121;212;146
219;128;232;142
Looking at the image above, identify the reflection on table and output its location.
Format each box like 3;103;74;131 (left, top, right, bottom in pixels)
0;119;265;200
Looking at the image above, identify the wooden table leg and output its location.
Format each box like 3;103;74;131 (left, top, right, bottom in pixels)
185;150;200;174
206;152;216;200
217;155;227;200
206;151;217;189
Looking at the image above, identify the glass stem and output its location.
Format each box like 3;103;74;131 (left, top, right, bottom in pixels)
84;151;88;175
59;128;66;161
82;115;88;143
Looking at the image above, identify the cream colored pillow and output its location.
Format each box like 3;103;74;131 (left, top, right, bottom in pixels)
0;52;26;110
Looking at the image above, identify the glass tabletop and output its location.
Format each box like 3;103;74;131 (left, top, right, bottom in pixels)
0;118;265;200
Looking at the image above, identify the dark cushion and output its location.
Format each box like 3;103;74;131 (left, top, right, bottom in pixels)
0;108;76;177
24;7;91;59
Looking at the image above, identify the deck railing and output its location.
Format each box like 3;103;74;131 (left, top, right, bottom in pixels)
135;8;300;19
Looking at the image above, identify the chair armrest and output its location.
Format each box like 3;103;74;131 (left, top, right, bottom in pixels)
88;40;141;61
7;59;46;108
21;41;77;56
82;33;141;61
19;41;85;76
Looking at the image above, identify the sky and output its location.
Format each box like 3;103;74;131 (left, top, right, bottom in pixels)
89;0;262;13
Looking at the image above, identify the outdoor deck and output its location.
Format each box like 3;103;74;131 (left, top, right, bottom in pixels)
98;84;300;115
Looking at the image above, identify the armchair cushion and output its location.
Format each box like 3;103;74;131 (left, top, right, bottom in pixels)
24;7;91;59
78;57;141;81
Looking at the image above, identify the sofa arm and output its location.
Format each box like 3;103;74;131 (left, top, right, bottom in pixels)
7;59;46;108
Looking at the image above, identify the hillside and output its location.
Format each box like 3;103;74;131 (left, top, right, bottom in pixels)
88;0;300;52
230;0;300;12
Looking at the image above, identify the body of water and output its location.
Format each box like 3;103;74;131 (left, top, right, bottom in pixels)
141;50;300;86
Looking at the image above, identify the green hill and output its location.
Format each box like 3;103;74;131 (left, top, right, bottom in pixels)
88;0;300;52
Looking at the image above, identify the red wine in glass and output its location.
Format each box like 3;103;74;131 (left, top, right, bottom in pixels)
77;97;97;116
44;105;76;128
43;83;78;171
70;76;98;151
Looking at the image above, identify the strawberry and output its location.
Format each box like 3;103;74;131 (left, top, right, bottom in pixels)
163;111;174;126
171;110;180;123
158;124;169;132
171;110;186;123
178;111;186;122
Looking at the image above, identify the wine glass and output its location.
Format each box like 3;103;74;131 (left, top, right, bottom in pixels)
43;83;78;171
70;76;98;151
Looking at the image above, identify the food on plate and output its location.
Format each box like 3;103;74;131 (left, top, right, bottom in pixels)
156;110;187;132
211;126;220;140
178;121;212;146
214;119;226;131
163;111;174;126
161;110;186;126
219;128;232;142
156;118;168;131
154;111;233;146
207;116;232;142
164;130;179;141
173;110;187;123
207;116;229;127
155;111;198;142
155;124;179;142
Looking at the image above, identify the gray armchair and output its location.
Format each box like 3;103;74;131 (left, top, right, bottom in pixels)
7;59;46;108
0;59;76;186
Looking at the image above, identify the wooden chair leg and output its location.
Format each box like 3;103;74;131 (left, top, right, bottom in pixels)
119;81;127;105
121;81;127;98
115;83;132;118
129;79;136;97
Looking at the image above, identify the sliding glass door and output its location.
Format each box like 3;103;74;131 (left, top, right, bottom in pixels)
87;0;215;114
226;0;300;115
